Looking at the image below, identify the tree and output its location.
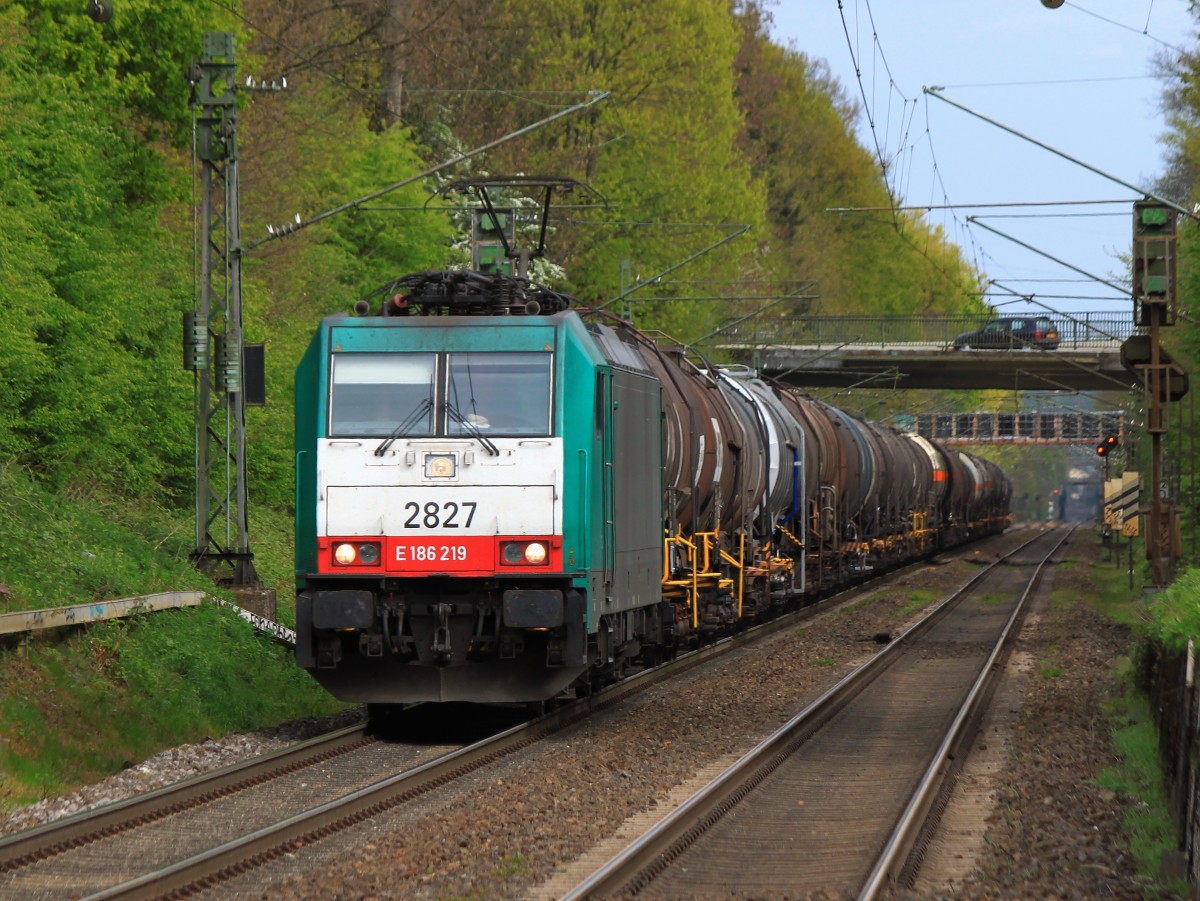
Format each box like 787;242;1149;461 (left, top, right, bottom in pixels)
0;5;213;497
730;3;983;317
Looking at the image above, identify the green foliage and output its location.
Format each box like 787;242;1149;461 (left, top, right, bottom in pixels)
0;467;341;808
9;0;1191;814
0;464;211;611
1141;567;1200;653
238;94;455;508
0;605;345;807
238;503;302;626
473;0;769;338
1096;690;1189;896
730;11;984;318
17;0;234;145
0;6;216;499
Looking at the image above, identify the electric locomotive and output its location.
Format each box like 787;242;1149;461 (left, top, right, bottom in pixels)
294;270;1012;707
295;271;673;703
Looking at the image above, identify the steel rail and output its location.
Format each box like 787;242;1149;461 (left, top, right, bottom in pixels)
80;614;812;901
860;524;1075;899
0;531;1017;899
70;535;1012;900
0;724;372;872
559;527;1058;900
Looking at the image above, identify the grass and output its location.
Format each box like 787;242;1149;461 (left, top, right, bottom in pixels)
1069;540;1146;627
491;854;529;878
0;464;213;612
1096;688;1188;897
0;471;1195;897
0;466;347;810
897;587;940;617
825;590;886;620
0;604;347;808
1071;531;1188;895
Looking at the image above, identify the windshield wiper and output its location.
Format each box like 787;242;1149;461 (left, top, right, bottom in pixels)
374;397;434;456
445;402;500;456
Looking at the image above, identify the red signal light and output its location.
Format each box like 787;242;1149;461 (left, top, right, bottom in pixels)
1096;434;1119;457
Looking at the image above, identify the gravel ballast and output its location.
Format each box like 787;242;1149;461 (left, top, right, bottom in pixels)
0;527;1178;899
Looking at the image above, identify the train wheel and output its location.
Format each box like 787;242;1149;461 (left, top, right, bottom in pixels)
524;697;557;719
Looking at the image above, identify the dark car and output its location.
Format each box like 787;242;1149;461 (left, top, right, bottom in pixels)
952;315;1060;350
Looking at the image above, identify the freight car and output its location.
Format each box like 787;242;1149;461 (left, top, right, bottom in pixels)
293;270;1012;708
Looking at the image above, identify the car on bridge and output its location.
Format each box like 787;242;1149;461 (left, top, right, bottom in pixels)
952;315;1060;350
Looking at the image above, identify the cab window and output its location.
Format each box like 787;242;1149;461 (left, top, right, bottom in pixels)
329;353;436;437
447;352;553;437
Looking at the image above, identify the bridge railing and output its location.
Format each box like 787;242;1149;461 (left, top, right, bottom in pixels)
707;312;1133;350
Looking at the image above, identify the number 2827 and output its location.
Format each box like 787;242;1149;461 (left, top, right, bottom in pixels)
403;501;477;529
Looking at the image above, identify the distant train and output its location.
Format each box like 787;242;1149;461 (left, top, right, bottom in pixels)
293;270;1012;708
1058;465;1103;522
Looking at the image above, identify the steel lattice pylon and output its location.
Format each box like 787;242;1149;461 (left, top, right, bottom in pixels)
187;33;257;587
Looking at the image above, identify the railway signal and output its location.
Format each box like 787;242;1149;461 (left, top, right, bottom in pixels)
1133;200;1178;324
1096;434;1119;457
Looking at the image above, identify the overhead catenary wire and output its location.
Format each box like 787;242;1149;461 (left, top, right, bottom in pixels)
246;91;610;249
827;0;1189;323
1066;0;1185;52
925;88;1196;222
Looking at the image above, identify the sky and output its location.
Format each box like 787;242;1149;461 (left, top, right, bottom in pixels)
767;0;1195;317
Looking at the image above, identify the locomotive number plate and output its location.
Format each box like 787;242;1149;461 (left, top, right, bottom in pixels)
387;536;495;572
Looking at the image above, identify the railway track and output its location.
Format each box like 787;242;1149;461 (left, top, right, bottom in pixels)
0;586;858;900
0;719;444;900
560;525;1070;900
0;532;1031;900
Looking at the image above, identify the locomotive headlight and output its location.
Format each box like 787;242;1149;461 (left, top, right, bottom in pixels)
424;453;456;479
500;541;550;566
332;542;381;566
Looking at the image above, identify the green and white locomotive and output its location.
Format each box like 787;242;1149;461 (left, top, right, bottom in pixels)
295;271;675;705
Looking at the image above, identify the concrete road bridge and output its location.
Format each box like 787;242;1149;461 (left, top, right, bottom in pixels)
713;311;1136;392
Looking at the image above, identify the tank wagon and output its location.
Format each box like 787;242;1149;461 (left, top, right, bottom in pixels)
294;271;1012;707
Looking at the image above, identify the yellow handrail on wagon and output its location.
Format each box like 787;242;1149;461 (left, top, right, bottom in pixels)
663;531;724;629
718;532;745;617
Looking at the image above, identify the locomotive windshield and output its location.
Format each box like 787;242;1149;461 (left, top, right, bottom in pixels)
447;352;552;437
328;351;552;438
330;353;436;437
